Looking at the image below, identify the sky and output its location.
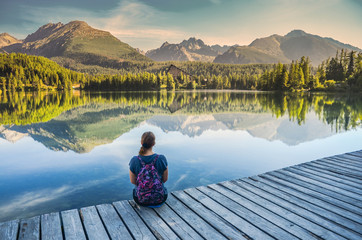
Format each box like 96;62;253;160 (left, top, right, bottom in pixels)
0;0;361;51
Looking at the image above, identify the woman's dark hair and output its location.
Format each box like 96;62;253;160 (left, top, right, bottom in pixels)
139;131;155;155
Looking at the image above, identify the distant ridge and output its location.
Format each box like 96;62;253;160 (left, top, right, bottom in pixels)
2;24;361;67
1;20;151;66
146;37;233;62
214;30;361;65
0;33;22;48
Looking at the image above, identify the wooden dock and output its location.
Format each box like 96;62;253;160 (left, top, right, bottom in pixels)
1;150;362;240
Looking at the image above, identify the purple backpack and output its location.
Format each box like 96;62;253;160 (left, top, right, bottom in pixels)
136;155;165;205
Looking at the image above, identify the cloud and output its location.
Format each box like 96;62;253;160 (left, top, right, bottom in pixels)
1;0;361;53
171;173;188;188
10;0;189;49
95;1;188;49
0;186;72;215
209;0;222;4
0;175;119;216
136;0;219;12
185;157;206;164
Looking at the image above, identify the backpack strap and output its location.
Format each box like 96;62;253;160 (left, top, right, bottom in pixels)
137;154;159;166
151;154;159;165
137;155;146;167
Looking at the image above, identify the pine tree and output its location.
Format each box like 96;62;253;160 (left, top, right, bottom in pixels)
347;51;355;77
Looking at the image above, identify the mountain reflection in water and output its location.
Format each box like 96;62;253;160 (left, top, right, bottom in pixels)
1;91;361;151
0;90;361;222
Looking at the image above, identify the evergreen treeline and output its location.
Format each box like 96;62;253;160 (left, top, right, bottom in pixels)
1;50;361;92
0;53;85;92
260;50;362;91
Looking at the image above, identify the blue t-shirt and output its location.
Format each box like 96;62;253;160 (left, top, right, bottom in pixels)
129;154;168;180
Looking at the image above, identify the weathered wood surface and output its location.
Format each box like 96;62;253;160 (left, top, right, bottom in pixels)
0;220;19;240
113;200;156;240
96;203;132;240
80;206;110;240
1;150;362;239
18;216;40;240
41;212;62;240
61;209;86;240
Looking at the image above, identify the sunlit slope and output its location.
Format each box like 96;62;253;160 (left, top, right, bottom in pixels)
2;21;150;63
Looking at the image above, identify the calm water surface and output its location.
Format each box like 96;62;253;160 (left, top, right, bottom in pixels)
0;90;361;221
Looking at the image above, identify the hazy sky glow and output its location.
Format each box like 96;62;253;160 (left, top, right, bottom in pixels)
0;0;361;50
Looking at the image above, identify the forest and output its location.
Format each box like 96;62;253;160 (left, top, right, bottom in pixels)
259;50;362;91
0;50;361;92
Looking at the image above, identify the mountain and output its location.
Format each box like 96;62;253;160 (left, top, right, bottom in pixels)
146;112;338;145
146;37;232;62
0;33;22;48
1;21;150;65
0;106;339;152
214;30;361;65
213;46;289;65
0;103;167;153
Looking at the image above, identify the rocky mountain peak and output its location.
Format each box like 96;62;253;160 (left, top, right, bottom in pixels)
161;41;170;48
67;20;89;27
215;29;361;65
2;20;150;62
24;22;64;43
146;37;232;62
0;32;22;48
181;37;206;49
285;29;307;38
0;33;11;37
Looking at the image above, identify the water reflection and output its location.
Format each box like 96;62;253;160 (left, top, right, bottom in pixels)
1;91;361;151
0;91;361;222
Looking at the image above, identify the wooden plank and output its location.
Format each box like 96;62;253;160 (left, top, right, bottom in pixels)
310;161;362;179
129;200;180;240
41;212;63;240
329;157;362;169
18;216;40;240
113;200;156;240
277;168;362;206
96;204;132;240
322;158;362;172
326;156;362;169
208;183;317;239
276;169;362;204
316;159;362;176
336;153;362;161
286;167;362;195
172;190;247;239
61;209;87;240
331;156;362;167
343;153;362;162
347;152;362;160
196;185;299;239
221;180;344;240
294;165;362;190
305;161;362;184
250;175;362;232
240;178;362;240
266;171;362;215
165;194;226;239
153;201;203;240
184;188;275;240
80;206;110;240
301;163;362;186
0;220;19;240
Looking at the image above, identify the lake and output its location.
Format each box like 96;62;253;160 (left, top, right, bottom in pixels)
0;90;361;222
